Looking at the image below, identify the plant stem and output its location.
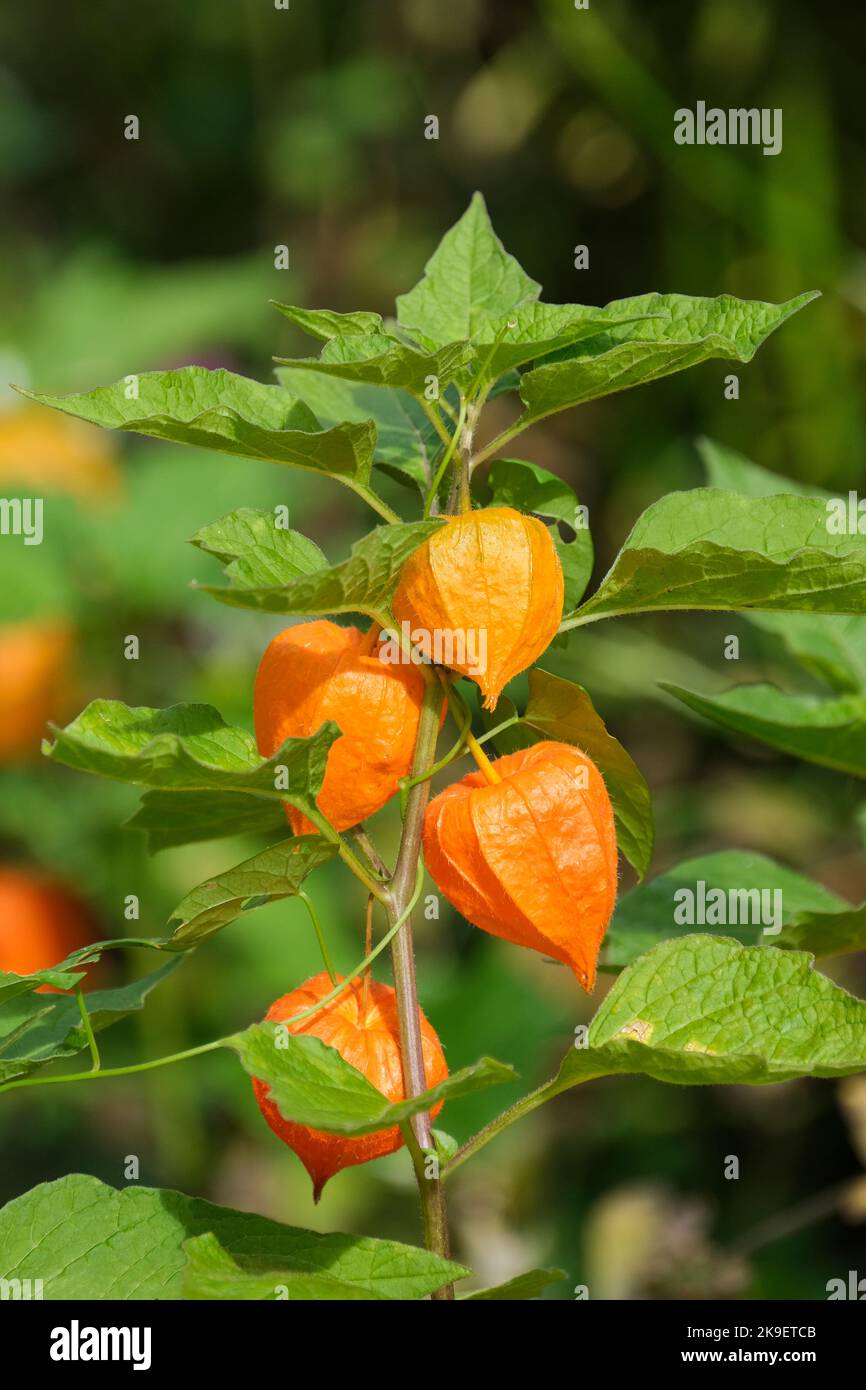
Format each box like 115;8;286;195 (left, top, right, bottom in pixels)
424;397;467;518
0;1038;226;1096
387;676;454;1297
298;890;336;985
75;988;101;1072
420;398;452;448
304;806;391;903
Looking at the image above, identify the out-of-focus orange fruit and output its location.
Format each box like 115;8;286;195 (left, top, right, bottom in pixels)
0;867;100;991
0;619;74;762
0;404;120;500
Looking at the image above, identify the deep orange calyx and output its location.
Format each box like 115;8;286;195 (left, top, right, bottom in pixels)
392;506;563;710
253;619;428;834
251;972;448;1200
423;741;618;990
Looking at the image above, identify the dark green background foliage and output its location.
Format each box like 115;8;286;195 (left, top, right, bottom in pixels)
1;0;865;1298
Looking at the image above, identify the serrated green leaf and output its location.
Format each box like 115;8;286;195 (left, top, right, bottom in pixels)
0;1174;466;1300
17;368;382;500
190;508;326;591
165;837;338;947
483;457;593;610
126;789;287;853
271;303;385;339
661;682;866;778
517;292;818;427
198;518;442;619
276;366;441;494
397;192;540;347
460;1267;568;1300
605;850;866;970
453;937;866;1163
466;302;656;391
230;1024;515;1136
44;701;339;816
0;960;182;1084
566;489;866;629
276;333;471;397
513;669;653;879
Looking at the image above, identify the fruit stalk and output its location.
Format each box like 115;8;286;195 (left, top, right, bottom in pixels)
387;674;454;1296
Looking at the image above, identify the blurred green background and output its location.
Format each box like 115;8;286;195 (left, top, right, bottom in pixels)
1;0;865;1298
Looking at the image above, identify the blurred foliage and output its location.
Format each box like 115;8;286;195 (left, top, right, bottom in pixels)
1;0;865;1298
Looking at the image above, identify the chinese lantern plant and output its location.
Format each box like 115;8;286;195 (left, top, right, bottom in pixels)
3;194;866;1304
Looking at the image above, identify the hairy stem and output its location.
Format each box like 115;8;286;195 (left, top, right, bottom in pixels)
387;676;454;1297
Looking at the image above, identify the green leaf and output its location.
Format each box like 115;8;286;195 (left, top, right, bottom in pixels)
190;508;326;591
576;935;866;1085
276;366;441;495
747;611;866;694
567;488;866;628
697;435;828;499
44;701;339;817
17;367;382;499
466;302;657;391
517;292;818;427
182;1232;393;1301
695;444;866;692
396;192;540;347
126;789;287;853
0;960;181;1084
276;333;471;398
165;837;338;947
431;1129;460;1164
197;518;442;620
515;669;653;879
483;457;593;610
460;1267;568;1300
661;682;866;779
606;850;866;970
467;936;866;1159
271;303;385;340
0;1174;466;1300
0;965;86;1006
230;1024;515;1136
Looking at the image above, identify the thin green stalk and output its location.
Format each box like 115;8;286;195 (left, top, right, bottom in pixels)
0;1039;226;1097
303;805;391;903
286;862;425;1027
75;988;101;1072
424;397;467;518
420;398;452;448
472;416;529;467
352;482;401;525
557;607;628;633
297;890;336;985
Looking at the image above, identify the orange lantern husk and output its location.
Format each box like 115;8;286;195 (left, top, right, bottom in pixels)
253;619;429;834
392;506;564;711
423;741;618;990
252;972;448;1200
